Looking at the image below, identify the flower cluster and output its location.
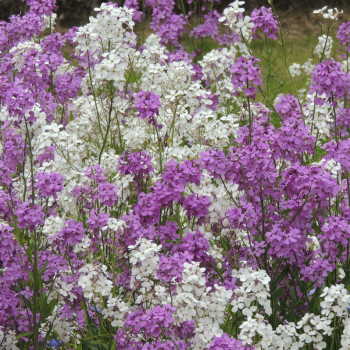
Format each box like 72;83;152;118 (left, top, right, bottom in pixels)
231;55;263;98
2;0;350;349
251;6;278;40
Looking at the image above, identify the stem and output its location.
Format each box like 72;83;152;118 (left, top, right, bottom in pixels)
98;85;114;164
269;0;305;123
330;315;337;350
24;118;39;349
247;93;252;144
331;92;338;144
154;123;163;173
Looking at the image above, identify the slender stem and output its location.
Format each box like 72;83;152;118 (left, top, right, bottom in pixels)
98;85;114;164
24;118;39;349
331;92;338;144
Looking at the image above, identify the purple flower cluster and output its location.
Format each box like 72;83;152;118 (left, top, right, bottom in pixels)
337;22;350;53
231;56;263;99
190;11;220;40
209;334;252;350
134;90;161;125
35;172;64;199
15;202;45;231
118;151;154;176
251;6;278;40
310;58;349;101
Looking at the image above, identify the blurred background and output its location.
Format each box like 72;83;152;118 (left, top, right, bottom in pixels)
0;0;349;26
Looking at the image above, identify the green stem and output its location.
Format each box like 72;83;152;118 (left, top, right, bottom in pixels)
98;84;114;164
24;118;39;349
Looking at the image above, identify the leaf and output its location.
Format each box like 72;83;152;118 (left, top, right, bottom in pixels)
342;269;350;287
16;331;34;340
270;265;289;291
307;287;321;314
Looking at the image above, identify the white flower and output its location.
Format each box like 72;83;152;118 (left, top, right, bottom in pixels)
313;6;343;20
314;34;333;59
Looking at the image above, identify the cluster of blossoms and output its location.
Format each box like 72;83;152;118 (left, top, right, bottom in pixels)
250;6;278;40
230;55;263;98
309;58;348;100
337;22;350;54
2;0;350;349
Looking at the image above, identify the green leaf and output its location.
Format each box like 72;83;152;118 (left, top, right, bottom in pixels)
342;269;350;287
16;331;34;340
307;287;321;314
270;265;289;291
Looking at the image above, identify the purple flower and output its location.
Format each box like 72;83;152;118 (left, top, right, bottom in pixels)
337;22;350;53
190;11;220;40
54;219;84;246
15;202;44;231
209;333;252;349
182;193;211;220
117;151;154;177
309;58;349;101
231;56;263;99
134;90;162;127
251;6;278;40
157;252;189;282
34;171;64;199
95;182;118;207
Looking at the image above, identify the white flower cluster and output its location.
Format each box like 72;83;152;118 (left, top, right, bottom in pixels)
102;295;129;327
172;262;233;349
314;34;334;59
320;284;350;319
231;267;272;317
219;1;253;42
296;313;332;349
0;327;19;350
129;238;161;290
239;314;276;349
74;3;135;57
313;6;343;20
303;92;333;138
341;317;350;350
44;306;80;344
78;264;113;301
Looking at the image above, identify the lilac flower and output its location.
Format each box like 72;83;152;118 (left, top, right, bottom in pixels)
197;148;228;179
134;90;162;127
209;333;252;349
337;22;350;53
190;11;220;40
95;182;118;207
123;304;176;341
231;56;263;99
15;202;45;231
117;151;154;176
87;210;110;233
150;8;187;47
309;58;349;101
54;219;84;246
182;193;211;220
34;172;64;199
84;164;107;183
157;252;188;282
251;6;278;40
37;145;56;166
